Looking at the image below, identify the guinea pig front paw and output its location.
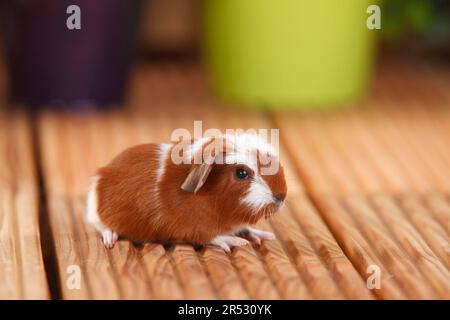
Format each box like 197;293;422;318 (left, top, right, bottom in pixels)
101;229;119;249
233;227;276;245
210;235;250;253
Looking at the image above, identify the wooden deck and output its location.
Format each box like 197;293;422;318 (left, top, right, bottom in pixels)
0;59;449;299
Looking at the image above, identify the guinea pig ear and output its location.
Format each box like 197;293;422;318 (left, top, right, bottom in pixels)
181;138;218;193
181;162;213;193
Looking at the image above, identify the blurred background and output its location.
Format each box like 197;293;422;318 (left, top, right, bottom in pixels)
0;0;448;111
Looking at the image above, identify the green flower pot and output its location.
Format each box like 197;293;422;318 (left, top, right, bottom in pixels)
202;0;378;110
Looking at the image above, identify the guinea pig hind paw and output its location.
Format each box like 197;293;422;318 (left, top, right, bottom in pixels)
210;235;250;253
101;229;119;249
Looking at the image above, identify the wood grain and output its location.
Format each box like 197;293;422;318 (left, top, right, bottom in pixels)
108;241;153;299
268;205;343;299
344;195;437;299
171;245;216;299
257;220;311;299
200;247;249;299
372;195;450;299
0;189;21;299
287;197;374;299
0;114;49;299
39;114;120;299
230;246;280;299
318;196;406;299
398;195;450;268
140;243;184;299
273;113;405;299
424;194;450;234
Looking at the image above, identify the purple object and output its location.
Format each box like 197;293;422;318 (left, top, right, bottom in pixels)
8;0;139;110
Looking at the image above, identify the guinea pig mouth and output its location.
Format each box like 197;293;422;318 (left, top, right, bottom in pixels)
263;201;283;219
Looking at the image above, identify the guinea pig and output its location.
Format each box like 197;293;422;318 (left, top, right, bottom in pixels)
86;133;287;252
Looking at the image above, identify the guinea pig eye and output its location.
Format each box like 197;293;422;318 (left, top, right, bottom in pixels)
235;168;249;180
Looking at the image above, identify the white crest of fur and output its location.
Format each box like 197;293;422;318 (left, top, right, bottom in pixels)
184;133;277;165
224;133;276;166
156;144;171;183
153;144;172;216
185;136;211;161
86;175;120;248
86;175;103;230
224;152;258;172
227;133;277;157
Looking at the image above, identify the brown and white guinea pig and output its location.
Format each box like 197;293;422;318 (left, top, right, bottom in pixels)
86;133;287;252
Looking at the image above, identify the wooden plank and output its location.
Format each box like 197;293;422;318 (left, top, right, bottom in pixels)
108;241;154;299
339;108;450;295
422;107;450;179
268;205;342;299
39;114;120;299
257;220;311;299
396;109;450;193
287;115;359;196
424;194;450;234
141;244;184;299
317;196;406;299
0;116;21;299
273;113;405;299
375;104;450;258
230;246;280;299
344;196;438;299
45;197;91;299
363;107;433;194
275;83;450;298
200;247;249;299
398;195;450;268
275;133;373;299
319;110;388;195
287;197;374;299
71;197;122;300
0;189;21;299
299;106;446;299
64;116;123;299
342;110;409;194
11;116;50;299
0;114;49;299
371;195;450;299
171;245;216;299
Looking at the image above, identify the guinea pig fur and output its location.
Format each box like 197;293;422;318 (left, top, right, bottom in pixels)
86;134;287;252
